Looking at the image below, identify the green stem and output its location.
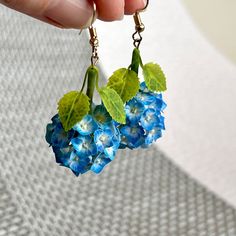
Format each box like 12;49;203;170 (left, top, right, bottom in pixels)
130;48;141;74
86;66;98;114
80;69;89;93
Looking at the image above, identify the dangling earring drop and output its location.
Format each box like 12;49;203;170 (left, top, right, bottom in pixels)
45;4;126;176
107;0;168;149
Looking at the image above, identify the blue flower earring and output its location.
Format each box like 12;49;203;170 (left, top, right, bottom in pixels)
45;0;167;176
108;0;167;150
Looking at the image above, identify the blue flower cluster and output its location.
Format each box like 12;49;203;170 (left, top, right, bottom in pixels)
46;105;120;176
119;82;166;149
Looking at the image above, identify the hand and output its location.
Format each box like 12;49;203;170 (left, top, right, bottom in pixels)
0;0;146;28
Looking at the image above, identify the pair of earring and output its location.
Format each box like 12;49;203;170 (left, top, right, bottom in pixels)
45;0;167;176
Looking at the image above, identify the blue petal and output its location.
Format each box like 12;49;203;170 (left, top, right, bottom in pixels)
120;125;144;141
69;151;91;176
51;114;60;124
139;82;150;93
111;123;121;143
140;109;160;131
135;92;156;105
91;154;111;174
52;146;72;166
73;115;98;136
94;128;113;152
51;123;74;148
45;123;55;145
104;140;119;160
120;125;145;149
119;135;129;149
145;127;162;145
71;135;97;157
99;121;117;134
125;99;145;124
131;136;145;149
158;115;166;130
93;105;112;125
149;95;167;112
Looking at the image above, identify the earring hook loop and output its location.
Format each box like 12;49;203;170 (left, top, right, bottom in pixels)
132;0;149;48
89;2;97;28
88;2;99;66
138;0;149;13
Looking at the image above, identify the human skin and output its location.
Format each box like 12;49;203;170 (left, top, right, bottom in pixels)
0;0;146;28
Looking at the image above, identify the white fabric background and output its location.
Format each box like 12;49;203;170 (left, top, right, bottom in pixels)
96;0;236;207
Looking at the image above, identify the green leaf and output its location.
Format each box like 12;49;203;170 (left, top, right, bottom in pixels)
58;91;90;131
143;63;167;92
107;68;139;103
98;87;126;124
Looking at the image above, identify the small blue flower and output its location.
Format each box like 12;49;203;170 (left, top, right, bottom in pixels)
140;108;160;131
45;123;55;146
51;123;75;148
120;124;145;149
71;135;97;157
104;134;120;160
68;151;92;176
73;115;98;136
104;146;118;160
125;99;145;124
45;114;63;146
93;105;112;125
51;114;60;124
52;146;72;166
94;128;113;152
103;123;120;160
148;94;167;112
91;153;111;174
119;135;129;149
103;121;120;139
140;82;150;93
158;115;166;130
145;127;162;146
135;92;156;106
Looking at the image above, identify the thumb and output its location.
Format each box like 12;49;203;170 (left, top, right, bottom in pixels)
0;0;94;28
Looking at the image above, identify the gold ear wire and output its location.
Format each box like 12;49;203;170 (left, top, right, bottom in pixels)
89;3;99;66
138;0;149;13
79;3;98;65
79;2;97;34
132;0;149;48
89;2;97;27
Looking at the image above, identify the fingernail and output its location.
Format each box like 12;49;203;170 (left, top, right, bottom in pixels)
44;0;93;29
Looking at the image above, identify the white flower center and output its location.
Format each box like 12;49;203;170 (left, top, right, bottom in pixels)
131;107;138;114
73;156;79;162
81;122;88;130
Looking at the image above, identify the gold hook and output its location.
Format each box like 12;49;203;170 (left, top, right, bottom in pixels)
90;2;97;27
138;0;149;13
88;2;99;66
79;2;97;35
132;0;149;48
133;0;149;33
